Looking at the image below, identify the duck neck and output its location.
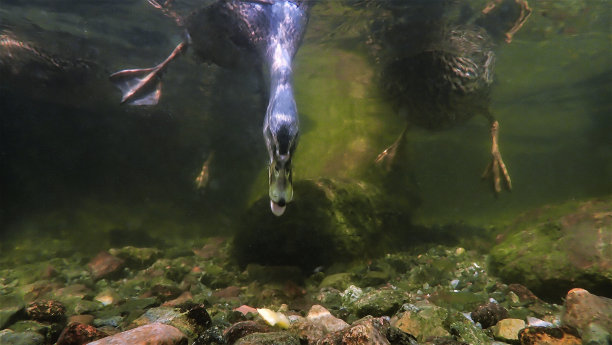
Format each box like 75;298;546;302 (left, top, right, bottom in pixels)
268;44;295;111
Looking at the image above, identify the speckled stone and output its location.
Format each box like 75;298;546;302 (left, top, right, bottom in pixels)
56;322;107;345
518;326;581;345
25;300;66;322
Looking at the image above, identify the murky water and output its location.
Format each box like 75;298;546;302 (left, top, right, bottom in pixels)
1;0;610;260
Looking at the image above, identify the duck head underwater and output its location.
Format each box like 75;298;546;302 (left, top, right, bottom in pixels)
110;0;311;216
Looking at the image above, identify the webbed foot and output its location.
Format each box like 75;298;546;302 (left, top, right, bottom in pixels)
110;42;187;105
482;0;532;43
482;120;512;193
375;125;408;171
147;0;183;25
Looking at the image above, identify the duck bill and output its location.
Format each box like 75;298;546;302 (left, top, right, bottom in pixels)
268;163;293;217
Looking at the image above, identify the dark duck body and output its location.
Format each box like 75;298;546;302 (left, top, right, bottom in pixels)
110;0;311;215
361;0;531;193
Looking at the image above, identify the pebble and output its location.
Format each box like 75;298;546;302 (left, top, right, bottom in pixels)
318;316;391;345
492;318;526;342
306;305;349;333
86;323;187;345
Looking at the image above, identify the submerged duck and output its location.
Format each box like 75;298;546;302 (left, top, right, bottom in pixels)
363;0;531;193
110;0;311;216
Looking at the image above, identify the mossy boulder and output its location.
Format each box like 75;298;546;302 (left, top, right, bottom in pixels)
233;178;414;270
489;197;612;301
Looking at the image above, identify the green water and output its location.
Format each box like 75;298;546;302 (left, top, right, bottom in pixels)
0;0;610;263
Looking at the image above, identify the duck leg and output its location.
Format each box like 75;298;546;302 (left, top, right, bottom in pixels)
375;123;409;171
110;41;187;105
482;120;512;193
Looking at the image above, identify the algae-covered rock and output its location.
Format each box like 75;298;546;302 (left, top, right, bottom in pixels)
352;288;407;318
392;302;450;341
108;246;161;269
0;294;25;329
489;197;612;300
0;329;45;345
233;178;414;269
233;331;300;345
448;313;492;345
319;273;355;291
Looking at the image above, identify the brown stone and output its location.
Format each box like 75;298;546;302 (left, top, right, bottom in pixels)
223;321;271;345
213;286;242;299
518;326;581;345
86;323;187;345
87;251;125;280
162;291;193;307
508;284;541;304
68;314;95;325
